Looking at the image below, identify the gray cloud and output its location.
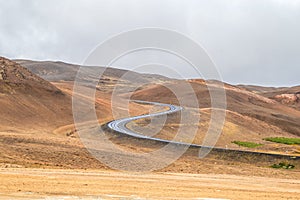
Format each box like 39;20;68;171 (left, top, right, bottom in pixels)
0;0;299;86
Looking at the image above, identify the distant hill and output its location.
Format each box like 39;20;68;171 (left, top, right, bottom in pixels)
15;59;169;83
240;85;300;111
12;58;300;137
132;80;300;138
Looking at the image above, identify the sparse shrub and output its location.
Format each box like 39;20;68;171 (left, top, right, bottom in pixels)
271;162;295;169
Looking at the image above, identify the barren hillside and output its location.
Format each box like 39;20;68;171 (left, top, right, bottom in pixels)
240;85;300;111
1;58;299;169
0;57;73;131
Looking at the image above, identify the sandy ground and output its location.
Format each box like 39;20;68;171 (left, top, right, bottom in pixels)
0;167;299;200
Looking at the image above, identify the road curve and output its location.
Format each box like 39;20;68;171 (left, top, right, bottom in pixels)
106;100;300;160
107;100;186;144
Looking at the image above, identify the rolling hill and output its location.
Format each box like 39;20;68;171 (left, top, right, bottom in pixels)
0;58;299;169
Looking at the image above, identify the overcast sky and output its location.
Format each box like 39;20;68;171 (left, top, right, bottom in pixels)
0;0;299;86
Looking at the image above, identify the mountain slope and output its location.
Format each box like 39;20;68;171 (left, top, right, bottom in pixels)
0;57;73;131
15;59;169;83
131;80;300;138
240;85;300;111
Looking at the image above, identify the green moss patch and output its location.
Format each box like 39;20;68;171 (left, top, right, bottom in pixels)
264;137;300;145
232;141;263;148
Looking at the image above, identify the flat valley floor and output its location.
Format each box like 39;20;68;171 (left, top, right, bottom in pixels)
0;167;299;200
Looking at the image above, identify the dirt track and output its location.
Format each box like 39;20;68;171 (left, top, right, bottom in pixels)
0;167;299;200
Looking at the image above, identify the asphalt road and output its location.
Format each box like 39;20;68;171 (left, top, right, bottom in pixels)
106;100;300;159
107;100;184;142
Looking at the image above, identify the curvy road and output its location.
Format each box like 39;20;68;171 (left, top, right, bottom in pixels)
107;100;187;144
106;100;299;159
